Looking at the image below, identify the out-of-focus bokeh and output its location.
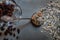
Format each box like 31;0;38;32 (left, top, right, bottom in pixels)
0;0;60;40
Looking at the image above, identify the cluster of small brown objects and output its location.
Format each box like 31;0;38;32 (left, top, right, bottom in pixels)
0;2;14;19
31;11;43;27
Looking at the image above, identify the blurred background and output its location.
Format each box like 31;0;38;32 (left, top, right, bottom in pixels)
0;0;59;40
15;0;56;40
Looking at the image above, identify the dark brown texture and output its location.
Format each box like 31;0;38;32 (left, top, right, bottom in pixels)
0;32;2;36
3;38;8;40
0;2;14;19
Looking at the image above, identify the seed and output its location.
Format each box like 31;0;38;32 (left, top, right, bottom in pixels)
17;29;20;34
9;32;12;36
16;36;19;39
3;38;8;40
13;33;15;37
0;27;4;31
0;32;2;36
12;28;16;31
7;26;13;31
4;31;8;36
50;1;52;3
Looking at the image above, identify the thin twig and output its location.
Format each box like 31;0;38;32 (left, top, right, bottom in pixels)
14;18;31;20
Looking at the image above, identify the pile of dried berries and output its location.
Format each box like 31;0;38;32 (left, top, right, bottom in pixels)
0;2;14;19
